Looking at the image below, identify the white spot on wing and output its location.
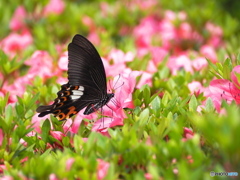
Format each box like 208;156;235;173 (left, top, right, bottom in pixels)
71;95;81;100
78;86;84;91
72;90;83;96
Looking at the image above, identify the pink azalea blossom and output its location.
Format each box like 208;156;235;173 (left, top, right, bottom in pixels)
192;57;208;71
131;0;157;10
188;81;205;95
136;71;152;88
144;173;153;180
97;159;110;180
231;65;240;88
66;158;75;171
50;131;65;141
49;174;59;180
103;49;134;77
31;113;51;133
167;55;193;75
9;6;27;31
182;127;194;141
149;47;168;66
3;75;32;103
25;50;54;78
43;0;65;16
0;32;32;56
205;22;223;48
58;51;68;71
90;71;138;134
206;65;240;112
0;128;3;146
200;45;217;63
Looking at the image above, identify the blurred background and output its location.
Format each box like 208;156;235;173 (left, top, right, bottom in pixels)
1;0;240;55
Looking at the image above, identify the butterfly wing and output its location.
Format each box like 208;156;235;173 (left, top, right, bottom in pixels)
68;34;107;94
37;35;109;120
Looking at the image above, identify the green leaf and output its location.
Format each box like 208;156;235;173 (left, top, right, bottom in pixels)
139;109;149;126
205;97;215;112
150;96;161;117
41;119;51;143
189;95;198;111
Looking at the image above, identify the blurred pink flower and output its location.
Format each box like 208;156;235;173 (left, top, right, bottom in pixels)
134;16;158;48
87;32;100;45
133;0;157;10
150;47;168;66
182;127;194;141
97;159;110;180
144;173;153;180
205;22;223;48
25;50;54;78
188;81;205;95
50;131;65;141
104;49;134;77
231;65;240;88
167;55;193;75
43;0;65;16
66;158;75;171
10;6;27;31
58;51;68;71
31;113;51;133
49;174;59;180
200;45;217;63
0;32;32;56
3;75;32;103
137;71;152;88
192;57;208;71
0;176;14;180
0;128;3;146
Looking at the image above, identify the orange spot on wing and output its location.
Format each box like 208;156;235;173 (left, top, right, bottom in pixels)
66;106;77;118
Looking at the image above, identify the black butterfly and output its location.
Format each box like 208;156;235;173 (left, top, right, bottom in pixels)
36;34;114;121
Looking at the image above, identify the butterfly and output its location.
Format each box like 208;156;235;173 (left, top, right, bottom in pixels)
36;34;114;121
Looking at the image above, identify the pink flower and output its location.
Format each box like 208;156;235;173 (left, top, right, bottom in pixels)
144;173;153;180
231;65;240;88
58;51;68;71
206;66;240;111
66;158;75;171
50;131;65;141
49;174;59;180
0;32;32;56
43;0;65;16
97;159;110;180
182;127;194;141
149;47;168;66
188;81;204;95
207;78;240;112
31;113;51;133
0;176;14;180
9;6;27;31
137;71;152;88
192;57;208;71
91;71;138;134
2;75;32;103
104;49;134;77
200;45;217;63
167;55;193;75
205;22;223;48
0;129;3;146
25;50;54;78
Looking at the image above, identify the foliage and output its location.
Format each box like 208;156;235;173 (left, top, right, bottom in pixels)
0;0;240;179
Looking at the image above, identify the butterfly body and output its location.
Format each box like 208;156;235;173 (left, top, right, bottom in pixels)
36;34;114;121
